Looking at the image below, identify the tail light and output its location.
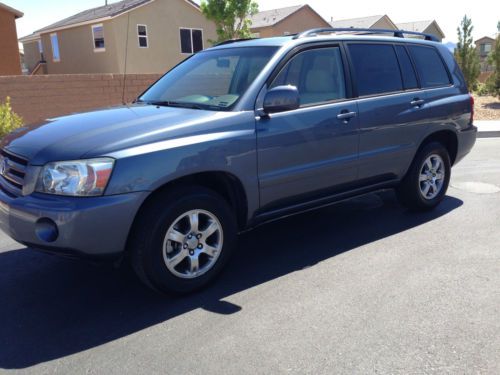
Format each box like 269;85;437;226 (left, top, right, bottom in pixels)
469;94;474;124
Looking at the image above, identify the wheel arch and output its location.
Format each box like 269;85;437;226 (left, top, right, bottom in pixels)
417;129;458;166
130;171;249;234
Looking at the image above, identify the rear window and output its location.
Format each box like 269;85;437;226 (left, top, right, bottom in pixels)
408;45;451;88
394;45;418;90
348;44;403;96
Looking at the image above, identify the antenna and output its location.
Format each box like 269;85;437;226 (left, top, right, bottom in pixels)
121;12;130;104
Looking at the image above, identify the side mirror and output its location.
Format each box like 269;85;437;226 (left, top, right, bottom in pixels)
263;85;300;114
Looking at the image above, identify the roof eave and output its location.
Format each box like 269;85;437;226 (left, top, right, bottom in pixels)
37;16;112;35
0;2;23;18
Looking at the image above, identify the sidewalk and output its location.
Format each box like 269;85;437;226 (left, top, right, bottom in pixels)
475;120;500;138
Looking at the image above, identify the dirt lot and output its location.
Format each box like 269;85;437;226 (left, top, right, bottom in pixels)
474;95;500;120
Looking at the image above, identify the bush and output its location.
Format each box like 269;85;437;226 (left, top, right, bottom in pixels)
0;97;23;138
475;82;491;96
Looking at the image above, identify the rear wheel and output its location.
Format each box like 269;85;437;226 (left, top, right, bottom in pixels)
129;186;237;294
396;142;451;211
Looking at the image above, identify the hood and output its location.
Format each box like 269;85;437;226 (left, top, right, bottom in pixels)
1;105;241;165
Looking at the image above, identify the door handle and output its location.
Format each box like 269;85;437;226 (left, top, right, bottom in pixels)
410;98;425;107
337;110;357;123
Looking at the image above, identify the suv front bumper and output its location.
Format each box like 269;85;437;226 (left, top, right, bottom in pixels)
0;189;148;259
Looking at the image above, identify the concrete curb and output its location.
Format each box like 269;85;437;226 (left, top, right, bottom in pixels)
475;121;500;138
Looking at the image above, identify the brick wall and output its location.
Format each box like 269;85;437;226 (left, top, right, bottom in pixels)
0;74;162;124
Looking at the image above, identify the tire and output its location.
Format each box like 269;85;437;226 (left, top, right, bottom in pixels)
396;141;451;211
128;186;237;295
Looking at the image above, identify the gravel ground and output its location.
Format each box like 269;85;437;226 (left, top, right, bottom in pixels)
474;95;500;120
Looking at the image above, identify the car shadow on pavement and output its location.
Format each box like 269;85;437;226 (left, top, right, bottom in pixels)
0;191;463;369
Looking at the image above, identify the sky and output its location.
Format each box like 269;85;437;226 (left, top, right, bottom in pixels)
9;0;499;44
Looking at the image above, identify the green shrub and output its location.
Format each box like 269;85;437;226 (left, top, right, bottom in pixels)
475;82;490;96
0;97;23;138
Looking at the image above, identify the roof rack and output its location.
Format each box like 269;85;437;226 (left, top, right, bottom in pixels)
293;28;439;42
215;38;256;46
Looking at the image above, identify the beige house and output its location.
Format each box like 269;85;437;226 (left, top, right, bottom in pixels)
396;20;445;42
0;2;23;76
250;5;330;38
475;36;495;73
329;15;445;42
19;0;217;75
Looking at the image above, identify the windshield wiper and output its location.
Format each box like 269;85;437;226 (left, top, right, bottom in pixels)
146;100;206;110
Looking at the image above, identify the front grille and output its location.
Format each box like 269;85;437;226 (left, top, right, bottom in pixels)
0;149;28;196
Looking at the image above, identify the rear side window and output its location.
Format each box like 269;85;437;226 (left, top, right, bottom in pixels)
348;44;403;96
408;45;451;88
394;45;418;90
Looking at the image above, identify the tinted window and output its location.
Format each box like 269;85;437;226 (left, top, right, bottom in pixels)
180;29;204;54
271;47;346;106
348;44;403;96
394;45;418;89
408;45;451;87
138;25;148;48
180;28;192;54
192;30;203;53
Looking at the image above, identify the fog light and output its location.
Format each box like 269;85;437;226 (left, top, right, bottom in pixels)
35;218;59;243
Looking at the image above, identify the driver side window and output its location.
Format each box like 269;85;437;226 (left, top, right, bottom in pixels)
271;47;346;106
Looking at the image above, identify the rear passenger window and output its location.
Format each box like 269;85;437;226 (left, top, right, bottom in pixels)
271;47;346;106
408;45;451;87
394;45;418;90
348;44;403;96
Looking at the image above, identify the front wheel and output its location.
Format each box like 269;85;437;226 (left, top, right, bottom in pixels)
396;142;451;211
129;186;237;294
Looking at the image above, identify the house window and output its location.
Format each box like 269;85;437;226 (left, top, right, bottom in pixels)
480;43;492;54
37;40;43;54
138;25;148;48
92;24;105;51
179;28;203;54
50;33;60;62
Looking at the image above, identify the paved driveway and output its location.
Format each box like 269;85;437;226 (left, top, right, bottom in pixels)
1;138;499;374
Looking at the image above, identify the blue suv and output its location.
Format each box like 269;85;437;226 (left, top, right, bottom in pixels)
0;29;477;293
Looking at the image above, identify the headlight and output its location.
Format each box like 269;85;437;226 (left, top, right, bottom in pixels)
36;158;114;196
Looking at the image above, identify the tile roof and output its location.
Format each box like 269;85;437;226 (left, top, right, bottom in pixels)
36;0;152;33
330;15;385;29
396;20;433;32
33;0;199;34
250;5;303;29
396;20;445;38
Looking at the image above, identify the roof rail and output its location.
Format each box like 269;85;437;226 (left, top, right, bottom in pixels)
215;38;256;46
293;28;439;42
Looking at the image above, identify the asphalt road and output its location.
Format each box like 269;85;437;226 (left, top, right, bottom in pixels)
1;138;499;374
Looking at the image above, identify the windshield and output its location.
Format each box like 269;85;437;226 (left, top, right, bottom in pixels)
139;47;278;111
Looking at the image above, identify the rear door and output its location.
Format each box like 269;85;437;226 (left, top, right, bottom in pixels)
347;42;428;182
256;44;359;209
406;45;463;126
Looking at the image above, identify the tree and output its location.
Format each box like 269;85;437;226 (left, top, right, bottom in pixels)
201;0;258;44
454;15;480;90
485;21;500;97
0;97;23;138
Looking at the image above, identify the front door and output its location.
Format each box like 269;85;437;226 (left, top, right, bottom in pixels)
256;45;359;209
